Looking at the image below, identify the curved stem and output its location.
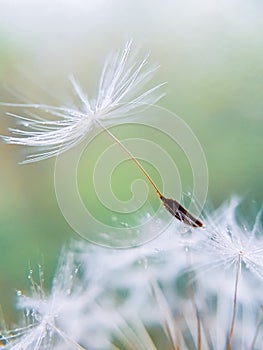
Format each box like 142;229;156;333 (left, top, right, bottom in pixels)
95;120;203;228
95;119;162;197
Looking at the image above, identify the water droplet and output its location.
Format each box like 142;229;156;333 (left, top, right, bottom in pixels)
226;226;233;240
138;258;148;269
120;222;129;228
16;290;22;296
181;227;192;235
111;216;117;222
25;309;30;317
185;246;189;253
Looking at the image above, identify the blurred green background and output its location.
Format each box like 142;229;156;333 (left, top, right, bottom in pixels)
0;0;263;324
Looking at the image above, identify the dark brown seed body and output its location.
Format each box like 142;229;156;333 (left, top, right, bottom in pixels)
160;195;203;228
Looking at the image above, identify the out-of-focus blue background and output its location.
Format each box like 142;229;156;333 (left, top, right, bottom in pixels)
0;0;263;323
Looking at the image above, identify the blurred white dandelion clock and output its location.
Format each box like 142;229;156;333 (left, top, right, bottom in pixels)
2;250;121;349
2;199;263;349
1;40;164;163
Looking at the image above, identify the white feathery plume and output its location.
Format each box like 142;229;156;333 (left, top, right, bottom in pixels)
197;197;263;282
1;40;164;163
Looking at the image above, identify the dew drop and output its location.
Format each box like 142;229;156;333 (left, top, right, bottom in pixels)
111;216;117;222
181;227;192;235
120;221;129;228
226;226;233;240
16;290;22;296
138;258;148;269
25;309;30;317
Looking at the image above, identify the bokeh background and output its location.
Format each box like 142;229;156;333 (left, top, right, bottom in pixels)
0;0;263;324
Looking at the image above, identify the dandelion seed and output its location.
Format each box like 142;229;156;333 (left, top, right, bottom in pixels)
1;40;202;227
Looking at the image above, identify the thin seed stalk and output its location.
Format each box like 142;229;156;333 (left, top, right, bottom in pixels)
95;119;203;228
185;249;202;350
226;252;242;350
196;307;201;350
250;305;263;350
150;282;178;349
